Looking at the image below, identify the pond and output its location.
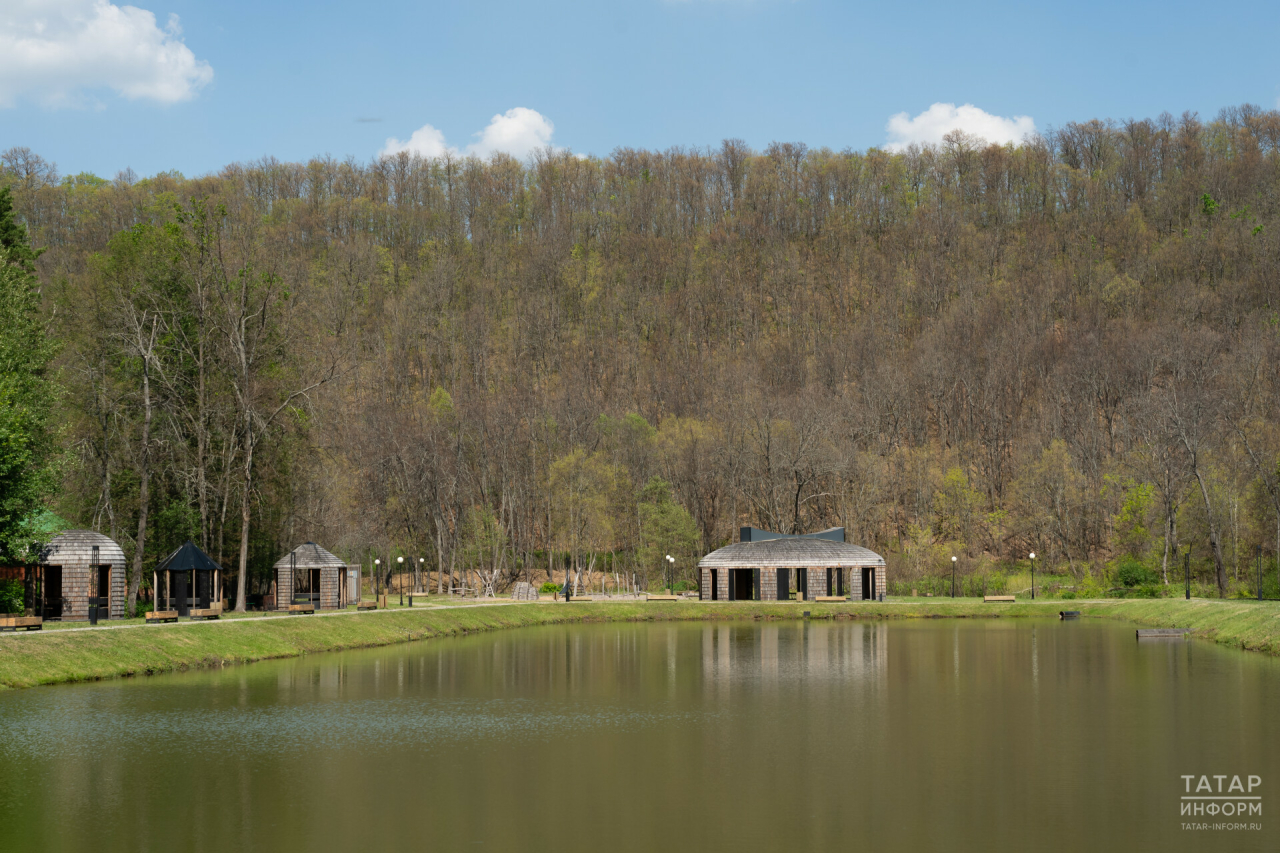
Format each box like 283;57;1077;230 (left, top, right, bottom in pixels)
0;618;1277;851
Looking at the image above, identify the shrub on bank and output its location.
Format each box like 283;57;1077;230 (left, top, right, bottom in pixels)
539;582;562;594
0;579;22;613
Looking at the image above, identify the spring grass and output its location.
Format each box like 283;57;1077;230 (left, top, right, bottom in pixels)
3;596;1280;690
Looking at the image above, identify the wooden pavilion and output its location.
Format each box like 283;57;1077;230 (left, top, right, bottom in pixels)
35;530;127;621
274;543;350;611
697;527;886;602
152;541;223;618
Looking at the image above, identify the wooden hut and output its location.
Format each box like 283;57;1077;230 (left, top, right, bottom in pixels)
274;543;350;611
697;527;886;602
152;541;223;618
36;530;127;621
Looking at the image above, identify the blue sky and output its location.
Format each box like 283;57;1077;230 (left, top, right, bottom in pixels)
2;0;1279;179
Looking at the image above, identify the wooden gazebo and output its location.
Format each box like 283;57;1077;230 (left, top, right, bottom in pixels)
274;543;349;611
35;530;127;621
152;541;223;619
697;528;886;602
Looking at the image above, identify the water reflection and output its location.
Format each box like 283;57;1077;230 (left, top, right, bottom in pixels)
0;619;1278;853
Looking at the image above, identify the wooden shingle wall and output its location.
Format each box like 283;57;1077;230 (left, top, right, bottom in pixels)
39;531;127;620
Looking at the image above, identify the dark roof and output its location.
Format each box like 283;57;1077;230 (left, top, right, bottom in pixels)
698;537;884;569
154;541;221;573
273;542;346;570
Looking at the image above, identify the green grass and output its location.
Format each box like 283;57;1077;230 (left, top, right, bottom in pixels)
4;596;1280;690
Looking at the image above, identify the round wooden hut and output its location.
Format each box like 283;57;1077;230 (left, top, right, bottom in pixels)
274;543;350;611
36;530;127;621
698;536;885;602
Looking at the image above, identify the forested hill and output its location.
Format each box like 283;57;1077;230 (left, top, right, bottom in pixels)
5;104;1280;601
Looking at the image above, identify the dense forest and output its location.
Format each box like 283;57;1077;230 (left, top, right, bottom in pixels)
5;103;1280;610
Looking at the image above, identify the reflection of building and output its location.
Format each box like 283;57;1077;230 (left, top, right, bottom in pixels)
697;527;886;601
700;621;889;691
36;530;127;620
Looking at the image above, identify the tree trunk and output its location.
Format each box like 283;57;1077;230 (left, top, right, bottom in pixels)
1191;466;1228;596
234;413;254;612
128;325;156;617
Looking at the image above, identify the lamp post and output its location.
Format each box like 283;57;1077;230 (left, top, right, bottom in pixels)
397;556;404;606
951;555;957;598
374;558;381;604
1258;545;1263;601
1185;549;1191;600
1029;552;1036;600
666;555;675;595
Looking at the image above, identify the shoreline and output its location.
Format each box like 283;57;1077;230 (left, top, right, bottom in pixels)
2;597;1279;690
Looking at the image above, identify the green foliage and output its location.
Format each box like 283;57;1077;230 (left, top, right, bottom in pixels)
0;578;23;613
0;187;43;272
539;581;562;594
1201;193;1219;217
1116;557;1158;588
637;477;699;575
1113;480;1153;558
0;193;58;562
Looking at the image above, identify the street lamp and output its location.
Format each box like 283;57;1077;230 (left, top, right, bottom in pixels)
374;558;381;603
1029;553;1036;600
951;555;957;599
665;555;675;595
397;556;404;606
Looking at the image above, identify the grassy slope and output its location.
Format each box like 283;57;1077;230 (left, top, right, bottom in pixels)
2;597;1280;690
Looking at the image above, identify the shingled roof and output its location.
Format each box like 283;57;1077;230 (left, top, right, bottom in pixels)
273;542;346;570
698;537;884;569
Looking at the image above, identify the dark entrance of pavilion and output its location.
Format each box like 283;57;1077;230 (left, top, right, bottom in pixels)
727;568;757;601
293;567;321;606
96;565;110;615
174;571;190;616
41;567;64;619
861;567;875;600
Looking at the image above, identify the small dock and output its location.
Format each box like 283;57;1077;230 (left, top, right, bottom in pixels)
1137;628;1190;639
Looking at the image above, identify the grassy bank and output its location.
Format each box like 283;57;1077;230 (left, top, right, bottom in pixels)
3;597;1280;690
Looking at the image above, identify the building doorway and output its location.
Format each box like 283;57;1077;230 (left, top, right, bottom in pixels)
728;569;755;601
96;565;110;617
42;567;63;620
861;567;876;600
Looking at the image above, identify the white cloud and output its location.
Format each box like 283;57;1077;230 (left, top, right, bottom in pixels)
381;123;450;159
884;103;1036;152
381;107;560;160
0;0;213;108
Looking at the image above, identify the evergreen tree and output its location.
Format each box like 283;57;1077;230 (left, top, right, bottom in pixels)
0;189;57;561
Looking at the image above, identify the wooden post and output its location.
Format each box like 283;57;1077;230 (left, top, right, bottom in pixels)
153;571;157;611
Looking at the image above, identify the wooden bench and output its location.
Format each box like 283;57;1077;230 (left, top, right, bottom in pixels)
0;616;43;632
287;604;315;615
146;610;179;624
646;595;679;601
356;602;378;611
189;608;221;620
984;596;1016;602
815;596;848;602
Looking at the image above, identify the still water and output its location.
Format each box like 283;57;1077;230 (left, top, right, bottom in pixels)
1;618;1278;852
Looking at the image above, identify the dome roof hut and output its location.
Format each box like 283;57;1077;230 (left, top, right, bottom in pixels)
37;530;127;621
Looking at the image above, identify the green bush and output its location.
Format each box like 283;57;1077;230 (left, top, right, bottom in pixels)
1116;558;1157;588
0;579;23;614
538;581;562;594
673;579;697;592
